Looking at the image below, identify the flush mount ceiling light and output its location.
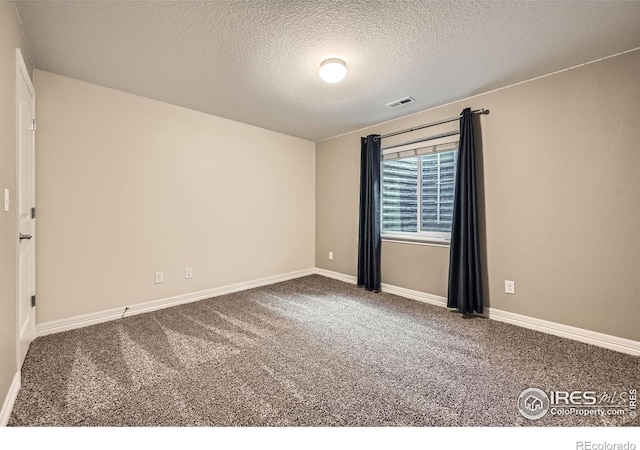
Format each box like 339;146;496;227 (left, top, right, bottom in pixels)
318;59;347;84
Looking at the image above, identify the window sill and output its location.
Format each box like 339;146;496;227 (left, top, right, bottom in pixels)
381;234;451;248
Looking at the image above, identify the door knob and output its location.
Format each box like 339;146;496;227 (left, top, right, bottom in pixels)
19;233;32;241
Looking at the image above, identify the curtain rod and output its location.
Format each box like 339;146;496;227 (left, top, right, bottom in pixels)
375;108;489;141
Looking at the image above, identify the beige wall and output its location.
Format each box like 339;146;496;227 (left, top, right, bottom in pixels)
35;70;315;324
316;50;640;341
0;1;33;416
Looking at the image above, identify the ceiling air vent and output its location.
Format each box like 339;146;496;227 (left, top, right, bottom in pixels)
385;96;415;108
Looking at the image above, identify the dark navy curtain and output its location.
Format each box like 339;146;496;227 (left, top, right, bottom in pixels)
357;135;382;292
447;108;483;314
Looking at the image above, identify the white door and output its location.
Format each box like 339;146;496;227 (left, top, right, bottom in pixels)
16;49;36;368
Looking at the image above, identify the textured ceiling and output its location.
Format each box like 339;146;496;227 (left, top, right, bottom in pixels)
15;1;640;141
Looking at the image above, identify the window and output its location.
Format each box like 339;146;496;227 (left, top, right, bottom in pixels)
381;140;458;243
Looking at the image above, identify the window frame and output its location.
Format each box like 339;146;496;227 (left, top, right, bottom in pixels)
380;136;459;246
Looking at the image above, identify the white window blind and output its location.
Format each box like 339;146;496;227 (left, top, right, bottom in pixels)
381;138;459;240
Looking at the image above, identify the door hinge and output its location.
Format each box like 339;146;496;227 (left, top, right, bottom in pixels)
31;206;36;219
31;119;36;131
31;295;36;307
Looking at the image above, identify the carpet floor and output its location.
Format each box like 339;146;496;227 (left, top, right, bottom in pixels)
8;275;640;426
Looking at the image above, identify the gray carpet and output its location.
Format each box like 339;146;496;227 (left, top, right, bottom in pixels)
8;275;640;426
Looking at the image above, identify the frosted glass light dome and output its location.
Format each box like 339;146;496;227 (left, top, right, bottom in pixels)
319;59;347;83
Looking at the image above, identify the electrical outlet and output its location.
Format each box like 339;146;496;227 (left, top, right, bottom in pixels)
505;280;515;295
329;251;334;260
185;267;193;279
155;271;164;284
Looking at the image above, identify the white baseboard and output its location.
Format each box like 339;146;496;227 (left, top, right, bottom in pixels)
314;267;357;284
313;267;640;356
36;268;315;337
34;266;640;356
485;307;640;356
314;267;448;308
381;283;448;308
0;372;20;427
